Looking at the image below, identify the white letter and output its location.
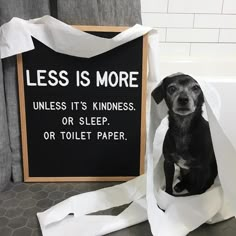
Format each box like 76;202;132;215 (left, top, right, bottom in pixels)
129;72;139;88
108;71;118;87
37;70;47;86
59;70;69;86
26;70;36;86
119;71;129;87
96;71;108;87
48;70;58;86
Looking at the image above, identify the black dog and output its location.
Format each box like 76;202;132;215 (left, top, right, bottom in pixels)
152;73;218;195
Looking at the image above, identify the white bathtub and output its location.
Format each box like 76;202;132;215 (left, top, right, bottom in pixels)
158;57;236;150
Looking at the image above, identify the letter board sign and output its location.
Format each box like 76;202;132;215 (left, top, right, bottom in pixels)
17;26;148;181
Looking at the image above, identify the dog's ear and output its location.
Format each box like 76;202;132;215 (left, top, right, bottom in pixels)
151;82;165;104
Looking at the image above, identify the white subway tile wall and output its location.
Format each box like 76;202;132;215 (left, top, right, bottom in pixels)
141;0;236;57
194;14;236;28
168;0;223;14
191;43;236;57
223;0;236;14
142;13;194;28
159;43;190;57
141;0;169;13
166;29;219;43
219;29;236;43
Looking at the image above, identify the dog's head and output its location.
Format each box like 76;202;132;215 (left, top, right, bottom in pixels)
152;73;204;116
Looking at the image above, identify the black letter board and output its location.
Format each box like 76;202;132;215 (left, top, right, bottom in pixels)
17;26;148;182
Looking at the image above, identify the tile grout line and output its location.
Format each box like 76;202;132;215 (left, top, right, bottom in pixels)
165;27;167;42
161;41;236;44
152;27;236;30
193;13;195;28
221;0;225;13
189;43;192;56
218;28;221;43
142;12;236;16
167;0;170;13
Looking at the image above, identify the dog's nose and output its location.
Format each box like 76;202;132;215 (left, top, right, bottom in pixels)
178;96;189;105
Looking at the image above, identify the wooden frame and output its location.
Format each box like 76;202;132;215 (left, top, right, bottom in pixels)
17;26;148;182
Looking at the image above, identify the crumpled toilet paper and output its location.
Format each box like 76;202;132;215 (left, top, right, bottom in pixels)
1;16;236;236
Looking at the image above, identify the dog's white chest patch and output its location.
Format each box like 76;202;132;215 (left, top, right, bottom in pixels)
176;158;190;170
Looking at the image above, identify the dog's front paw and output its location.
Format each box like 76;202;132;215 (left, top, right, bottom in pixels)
174;181;186;193
165;187;173;195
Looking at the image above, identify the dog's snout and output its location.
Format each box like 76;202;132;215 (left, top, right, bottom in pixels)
178;96;189;106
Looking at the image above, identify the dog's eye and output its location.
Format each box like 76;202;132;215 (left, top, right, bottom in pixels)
192;85;200;92
167;85;177;94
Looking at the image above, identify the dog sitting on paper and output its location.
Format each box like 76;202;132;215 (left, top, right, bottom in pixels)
152;73;218;196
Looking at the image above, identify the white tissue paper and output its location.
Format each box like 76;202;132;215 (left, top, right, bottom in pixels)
1;16;236;236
